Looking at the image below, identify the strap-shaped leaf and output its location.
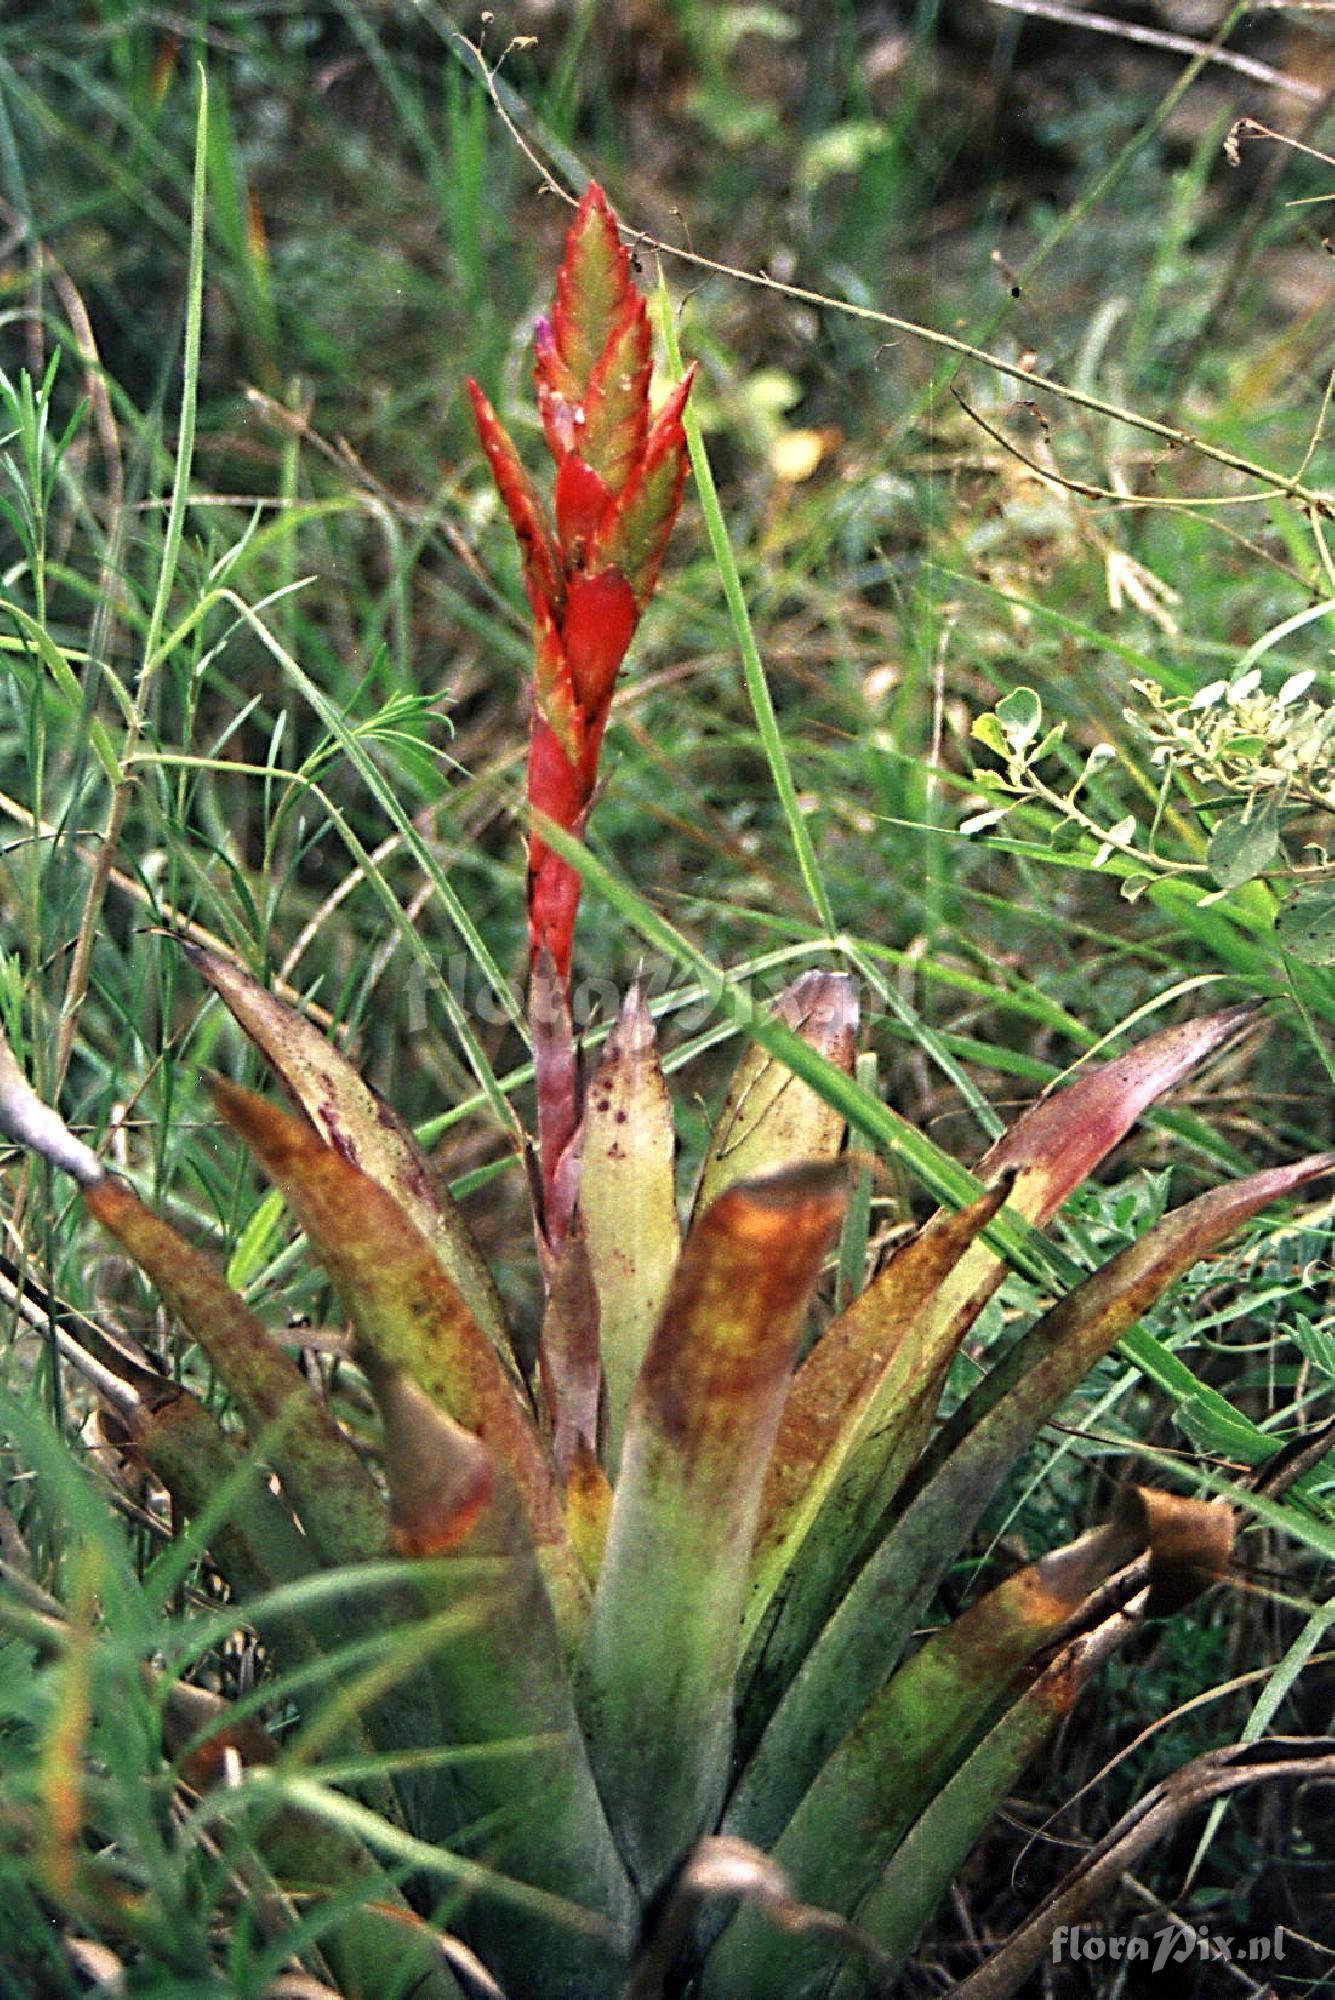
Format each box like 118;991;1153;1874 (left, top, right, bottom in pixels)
581;985;680;1473
162;1684;464;2000
537;1222;603;1476
707;1525;1140;1997
729;1151;1332;1855
737;1002;1258;1728
352;1356;637;1994
831;1606;1136;1996
185;942;512;1370
693;970;857;1218
581;1162;847;1899
211;1081;585;1631
84;1176;389;1571
740;1179;1013;1722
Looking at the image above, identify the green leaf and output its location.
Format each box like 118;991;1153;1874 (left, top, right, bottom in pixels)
831;1608;1133;1993
187;942;513;1371
581;985;681;1474
994;686;1042;749
970;712;1009;759
1208;792;1282;890
727;1153;1332;1859
581;1163;847;1900
707;1531;1137;1998
210;1080;582;1624
1276;881;1335;964
693;970;857;1217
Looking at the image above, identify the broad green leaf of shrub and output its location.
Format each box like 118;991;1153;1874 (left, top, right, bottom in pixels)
1276;881;1335;964
1207;791;1282;890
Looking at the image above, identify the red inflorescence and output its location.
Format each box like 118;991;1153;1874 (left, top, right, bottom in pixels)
469;184;694;983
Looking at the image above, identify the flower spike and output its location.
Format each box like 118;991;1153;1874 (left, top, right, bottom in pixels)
469;182;694;1266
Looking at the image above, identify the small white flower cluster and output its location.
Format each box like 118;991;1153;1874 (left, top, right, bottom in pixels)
1134;667;1335;812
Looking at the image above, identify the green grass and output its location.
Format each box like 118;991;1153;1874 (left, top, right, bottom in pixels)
0;1;1332;1991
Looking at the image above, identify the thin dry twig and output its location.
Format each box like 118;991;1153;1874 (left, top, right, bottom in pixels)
455;37;1333;521
988;0;1326;103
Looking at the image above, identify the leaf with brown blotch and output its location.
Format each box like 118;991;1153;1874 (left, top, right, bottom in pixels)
581;985;681;1474
184;941;513;1371
210;1080;575;1583
565;1441;613;1582
708;1523;1141;1997
838;1606;1139;1997
581;1162;848;1902
740;1002;1263;1723
730;1150;1333;1858
363;1358;498;1559
693;970;858;1219
743;1176;1014;1666
83;1174;389;1574
1114;1484;1236;1616
348;1402;639;1994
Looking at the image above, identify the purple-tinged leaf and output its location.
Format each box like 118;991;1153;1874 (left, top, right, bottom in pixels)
977;1003;1259;1223
530;948;582;1265
537;1222;603;1478
731;1151;1332;1857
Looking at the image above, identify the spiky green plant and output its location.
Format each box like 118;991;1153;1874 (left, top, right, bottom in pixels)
0;183;1331;2000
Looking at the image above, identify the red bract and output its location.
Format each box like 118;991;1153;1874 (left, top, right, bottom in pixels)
468;184;695;985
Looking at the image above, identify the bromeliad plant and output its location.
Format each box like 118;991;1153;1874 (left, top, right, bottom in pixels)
2;186;1332;2000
